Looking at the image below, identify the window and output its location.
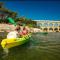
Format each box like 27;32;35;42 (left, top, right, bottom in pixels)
54;28;58;32
39;23;42;26
54;23;58;27
54;28;58;30
37;23;42;27
43;23;48;27
49;23;53;27
49;28;53;30
43;28;48;31
59;28;60;31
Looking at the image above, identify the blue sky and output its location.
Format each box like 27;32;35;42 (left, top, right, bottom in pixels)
1;1;60;20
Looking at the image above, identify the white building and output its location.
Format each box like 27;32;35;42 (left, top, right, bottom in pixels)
34;20;60;32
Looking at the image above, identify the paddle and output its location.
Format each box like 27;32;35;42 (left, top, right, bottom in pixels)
7;17;17;26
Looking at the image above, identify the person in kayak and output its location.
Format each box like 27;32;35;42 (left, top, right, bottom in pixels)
7;25;21;39
19;26;28;36
22;26;28;35
2;25;21;57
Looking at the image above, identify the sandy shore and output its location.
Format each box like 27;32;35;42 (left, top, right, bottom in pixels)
0;23;41;33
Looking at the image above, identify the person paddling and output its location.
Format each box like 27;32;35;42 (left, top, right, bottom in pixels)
2;24;21;58
7;24;21;39
19;26;28;36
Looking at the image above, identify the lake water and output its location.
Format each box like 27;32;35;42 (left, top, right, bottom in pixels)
0;32;60;60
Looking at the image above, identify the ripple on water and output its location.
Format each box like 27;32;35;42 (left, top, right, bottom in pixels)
0;32;60;60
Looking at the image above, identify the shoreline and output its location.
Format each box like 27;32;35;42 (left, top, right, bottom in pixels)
0;23;41;33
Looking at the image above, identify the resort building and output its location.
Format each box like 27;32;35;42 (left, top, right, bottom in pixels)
34;20;60;32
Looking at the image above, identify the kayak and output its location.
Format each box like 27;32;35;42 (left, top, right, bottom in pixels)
1;34;31;49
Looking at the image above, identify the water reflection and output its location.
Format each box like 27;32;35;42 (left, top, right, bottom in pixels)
0;32;60;60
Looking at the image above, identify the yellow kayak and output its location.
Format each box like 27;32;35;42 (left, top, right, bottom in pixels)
1;34;31;49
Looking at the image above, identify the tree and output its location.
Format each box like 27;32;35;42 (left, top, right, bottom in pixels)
13;16;37;28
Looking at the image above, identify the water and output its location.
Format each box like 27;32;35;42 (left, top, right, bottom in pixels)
0;32;60;60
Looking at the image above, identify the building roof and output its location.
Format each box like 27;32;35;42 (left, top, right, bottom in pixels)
33;20;60;22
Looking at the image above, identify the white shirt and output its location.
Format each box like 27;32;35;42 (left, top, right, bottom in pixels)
7;31;18;39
